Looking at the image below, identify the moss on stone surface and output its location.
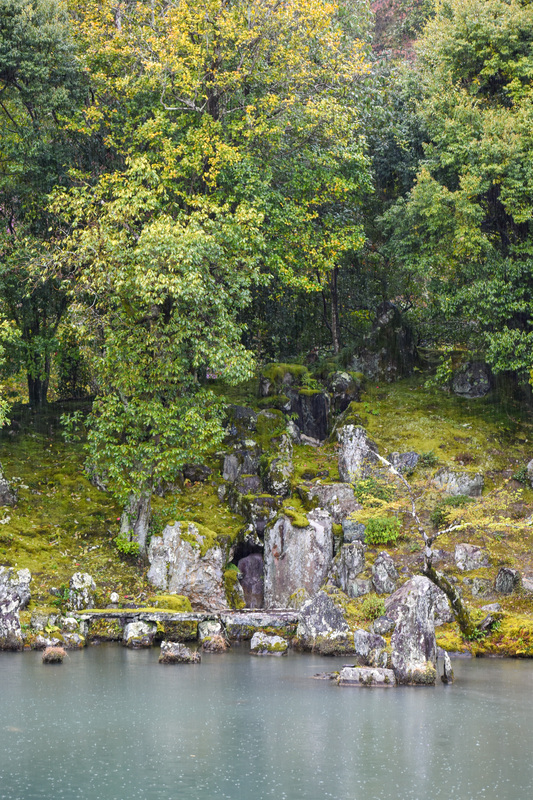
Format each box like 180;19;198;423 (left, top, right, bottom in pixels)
148;594;193;612
87;617;123;642
224;567;246;610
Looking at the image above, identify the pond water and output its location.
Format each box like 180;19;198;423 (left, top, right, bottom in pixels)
1;647;532;800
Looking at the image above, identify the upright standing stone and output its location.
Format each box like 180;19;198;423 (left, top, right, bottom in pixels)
337;425;379;482
390;575;437;685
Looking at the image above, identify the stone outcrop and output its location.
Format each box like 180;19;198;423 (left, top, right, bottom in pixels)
250;631;288;655
372;551;398;595
352;629;388;668
264;509;333;607
159;641;201;664
287;389;329;440
220;610;298;640
0;466;16;506
261;433;293;496
433;470;484;497
495;567;520;595
0;566;31;650
337;425;379;482
147;522;228;611
386;576;453;627
328;372;361;416
350;302;418;382
329;542;366;598
390;575;437;685
441;651;454;684
388;451;419;474
67;572;96;611
338;666;396;687
237;553;264;608
451;362;491;398
342;519;366;543
454;543;489;571
295;591;349;650
304;483;361;524
123;620;157;648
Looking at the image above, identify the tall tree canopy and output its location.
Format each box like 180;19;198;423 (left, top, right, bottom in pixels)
381;0;533;382
54;0;371;545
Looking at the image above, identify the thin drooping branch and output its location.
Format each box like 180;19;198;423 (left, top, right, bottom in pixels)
367;449;477;637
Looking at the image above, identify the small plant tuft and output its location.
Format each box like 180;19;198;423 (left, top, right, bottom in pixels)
365;516;401;545
361;593;386;621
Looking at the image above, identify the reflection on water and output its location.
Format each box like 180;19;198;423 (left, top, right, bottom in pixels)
1;647;532;800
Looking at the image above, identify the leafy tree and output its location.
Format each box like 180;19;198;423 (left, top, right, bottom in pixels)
56;0;372;545
0;0;85;403
381;0;533;383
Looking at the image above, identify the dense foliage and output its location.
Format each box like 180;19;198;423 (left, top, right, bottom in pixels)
1;0;532;541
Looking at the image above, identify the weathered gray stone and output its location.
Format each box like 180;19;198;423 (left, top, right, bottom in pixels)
250;631;288;656
220;611;299;640
337;425;379;482
390;575;438;685
527;459;533;489
222;441;261;483
286;420;301;444
452;361;491;398
481;603;501;613
370;615;395;636
234;474;262;495
67;572;96;612
287;389;329;441
305;483;361;524
59;616;79;633
287;587;311;610
296;591;349;648
389;451;420;474
386;576;453;627
495;567;520;595
338;666;396;687
147;522;228;611
264;510;333;607
224;405;258;438
433;470;484;497
159;641;201;664
237;553;264;608
455;543;489;571
522;575;533;594
441;651;454;684
372;551;398;594
462;577;492;597
329;542;366;598
342;519;366;543
240;494;281;536
0;567;31;650
198;620;226;641
351;578;373;597
352;628;387;667
123;620;157;648
261;434;293;497
328;371;361;415
0;466;16;506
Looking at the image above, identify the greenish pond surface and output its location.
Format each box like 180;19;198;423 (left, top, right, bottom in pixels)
1;647;532;800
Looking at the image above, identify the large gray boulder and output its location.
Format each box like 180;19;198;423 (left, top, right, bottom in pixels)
495;567;520;595
222;441;261;483
304;483;361;524
67;572;96;611
338;666;396;687
390;575;437;685
386;576;453;627
433;470;484;497
287;389;329;441
147;522;228;611
123;621;157;648
527;459;533;489
329;542;366;598
454;543;489;571
261;434;293;497
0;466;16;507
452;361;491;398
337;425;379;482
250;631;288;656
372;551;398;594
296;591;349;649
342;519;366;543
237;553;264;608
352;629;388;667
264;509;333;607
159;641;201;664
0;567;31;650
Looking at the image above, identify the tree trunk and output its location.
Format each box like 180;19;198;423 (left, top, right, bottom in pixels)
120;493;152;551
423;558;477;639
27;375;49;406
330;266;340;355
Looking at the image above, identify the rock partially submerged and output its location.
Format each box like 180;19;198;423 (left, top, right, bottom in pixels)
42;646;67;664
123;620;157;648
390;576;437;685
0;566;31;650
250;631;288;656
159;642;201;664
295;591;349;651
386;576;453;627
338;666;396;687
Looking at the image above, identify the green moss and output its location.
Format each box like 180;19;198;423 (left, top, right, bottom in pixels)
149;594;193;612
281;497;310;528
261;363;309;387
435;623;470;653
157;620;198;641
255;409;286;450
224;567;246;610
298;388;323;397
87;617;123;642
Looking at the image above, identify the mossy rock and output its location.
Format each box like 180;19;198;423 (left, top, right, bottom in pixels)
87;617;123;642
255;409;287;450
261;363;309;390
156;620;198;641
148;594;193;612
224;567;246;610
